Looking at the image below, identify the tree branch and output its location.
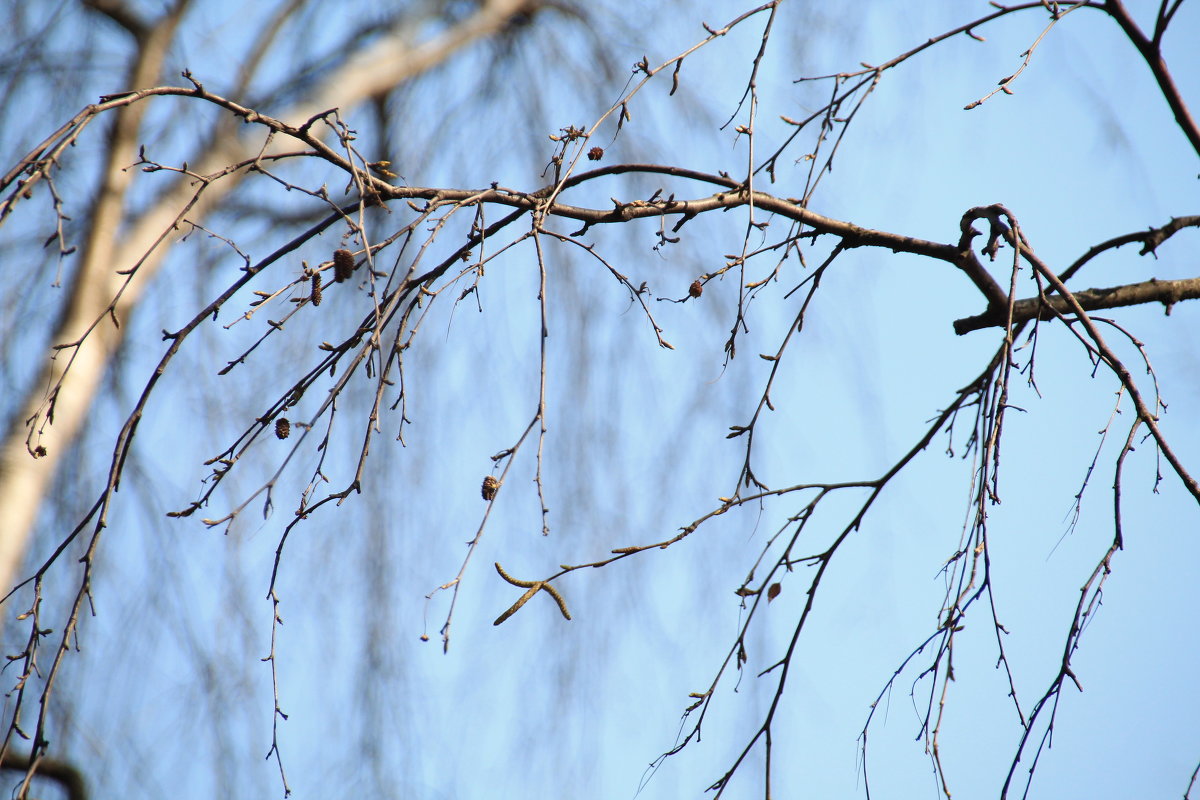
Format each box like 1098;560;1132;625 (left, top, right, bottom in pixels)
0;0;541;601
0;752;88;800
954;275;1200;334
1103;0;1200;156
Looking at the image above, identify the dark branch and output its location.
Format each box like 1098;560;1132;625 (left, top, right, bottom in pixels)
1103;0;1200;156
954;275;1200;334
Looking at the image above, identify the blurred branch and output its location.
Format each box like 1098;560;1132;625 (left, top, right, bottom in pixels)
0;0;192;609
0;0;543;601
1;752;88;800
80;0;148;40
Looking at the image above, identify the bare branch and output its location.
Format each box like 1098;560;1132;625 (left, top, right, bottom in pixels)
955;275;1200;334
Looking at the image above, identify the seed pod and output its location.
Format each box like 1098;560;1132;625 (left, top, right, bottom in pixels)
333;249;356;283
481;475;500;501
310;276;323;306
275;418;291;440
587;146;604;161
689;280;703;298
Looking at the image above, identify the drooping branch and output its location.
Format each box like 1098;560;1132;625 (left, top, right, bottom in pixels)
0;0;548;601
0;0;191;607
1019;242;1200;504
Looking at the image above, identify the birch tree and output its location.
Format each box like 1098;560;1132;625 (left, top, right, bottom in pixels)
2;1;1198;798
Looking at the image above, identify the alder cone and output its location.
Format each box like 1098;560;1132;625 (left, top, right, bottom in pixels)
275;418;291;439
333;248;356;282
689;280;703;298
481;475;500;500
